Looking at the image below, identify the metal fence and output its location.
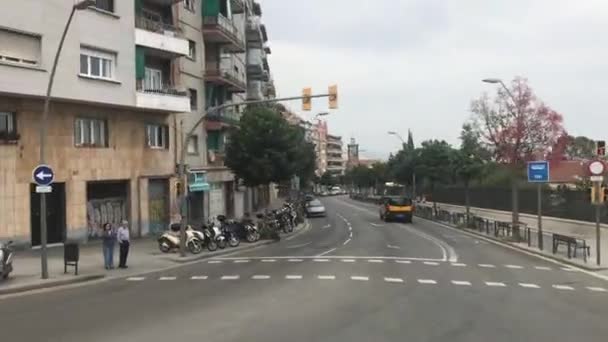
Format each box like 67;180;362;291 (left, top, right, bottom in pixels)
430;186;604;224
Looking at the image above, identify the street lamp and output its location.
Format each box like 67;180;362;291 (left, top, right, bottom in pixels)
38;0;95;279
482;78;517;106
315;112;329;120
387;131;416;199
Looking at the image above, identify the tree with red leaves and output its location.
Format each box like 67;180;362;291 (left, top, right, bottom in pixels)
471;77;567;239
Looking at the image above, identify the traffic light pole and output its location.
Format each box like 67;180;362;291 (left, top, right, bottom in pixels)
176;93;332;257
594;181;602;266
537;183;543;251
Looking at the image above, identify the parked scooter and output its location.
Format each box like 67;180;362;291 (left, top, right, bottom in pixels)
158;224;203;254
218;216;240;248
0;240;14;280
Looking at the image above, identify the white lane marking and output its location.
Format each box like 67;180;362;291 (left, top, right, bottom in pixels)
322;224;332;229
252;275;271;280
126;277;145;281
343;238;352;245
552;285;574;291
349;227;353;231
478;264;496;268
534;266;552;271
370;223;384;227
349;232;353;238
519;283;540;289
221;275;240;280
451;263;467;267
316;247;337;257
159;276;176;281
387;245;400;249
424;261;439;266
395;260;411;264
208;260;222;264
384;277;404;283
191;275;208;280
451;280;472;286
288;259;303;262
233;259;250;263
351;276;369;281
318;275;336;280
561;267;578;272
286;275;303;280
418;279;437;284
368;259;384;263
586;287;607;292
261;259;276;263
401;223;457;262
485;282;506;287
341;259;356;263
314;258;330;262
214;256;444;262
505;264;523;269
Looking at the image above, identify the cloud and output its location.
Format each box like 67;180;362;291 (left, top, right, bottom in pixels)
261;0;608;158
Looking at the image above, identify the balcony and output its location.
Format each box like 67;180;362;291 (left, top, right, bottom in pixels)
205;57;247;93
207;150;226;168
203;15;245;53
247;48;265;80
204;109;240;130
135;16;189;56
247;80;264;100
231;0;245;13
135;80;190;112
246;17;267;49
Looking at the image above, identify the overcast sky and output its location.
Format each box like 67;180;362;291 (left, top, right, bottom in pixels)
260;0;608;160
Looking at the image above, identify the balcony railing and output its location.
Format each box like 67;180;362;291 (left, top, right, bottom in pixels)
135;15;180;36
136;80;188;97
203;14;244;51
205;57;247;91
205;108;240;126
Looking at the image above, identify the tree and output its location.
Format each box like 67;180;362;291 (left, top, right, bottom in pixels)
415;140;454;214
225;105;316;187
452;124;488;225
471;77;566;239
564;135;595;160
319;171;336;187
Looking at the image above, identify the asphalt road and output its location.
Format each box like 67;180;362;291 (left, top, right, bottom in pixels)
2;196;608;342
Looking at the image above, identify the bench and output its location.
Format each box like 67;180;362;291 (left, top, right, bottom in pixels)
552;233;590;262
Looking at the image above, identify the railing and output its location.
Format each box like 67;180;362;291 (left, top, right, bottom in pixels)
206;108;240;126
205;57;246;88
135;15;179;35
203;14;241;41
136;80;188;96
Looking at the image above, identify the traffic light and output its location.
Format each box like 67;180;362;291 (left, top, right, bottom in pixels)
328;84;338;109
596;140;606;156
302;87;312;111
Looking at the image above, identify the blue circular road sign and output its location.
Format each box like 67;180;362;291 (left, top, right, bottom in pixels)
32;164;54;186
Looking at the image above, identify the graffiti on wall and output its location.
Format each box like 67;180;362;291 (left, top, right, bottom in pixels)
86;197;127;238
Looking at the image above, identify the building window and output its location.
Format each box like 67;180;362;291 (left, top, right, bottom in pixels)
80;47;116;80
146;124;169;149
0;29;41;67
144;67;163;90
0;111;18;140
94;0;114;13
189;89;198;110
74;118;108;147
187;135;198;155
188;40;196;60
184;0;195;12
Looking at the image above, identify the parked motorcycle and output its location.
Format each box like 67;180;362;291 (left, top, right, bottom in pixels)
158;224;203;254
218;216;240;248
0;240;14;280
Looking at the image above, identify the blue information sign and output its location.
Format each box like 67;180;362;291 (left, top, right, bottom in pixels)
527;161;550;183
32;164;54;186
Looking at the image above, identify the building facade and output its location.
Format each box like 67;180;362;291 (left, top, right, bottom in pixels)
326;134;345;176
0;0;276;245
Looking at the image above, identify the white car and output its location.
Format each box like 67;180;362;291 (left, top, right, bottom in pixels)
305;199;326;217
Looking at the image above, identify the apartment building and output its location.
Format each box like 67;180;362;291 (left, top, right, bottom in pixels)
326;134;345;176
0;0;196;245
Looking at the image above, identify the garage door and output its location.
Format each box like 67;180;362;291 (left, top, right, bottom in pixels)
208;183;225;221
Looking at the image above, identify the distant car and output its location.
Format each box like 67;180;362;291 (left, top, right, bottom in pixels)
305;194;315;202
379;196;413;223
305;199;326;217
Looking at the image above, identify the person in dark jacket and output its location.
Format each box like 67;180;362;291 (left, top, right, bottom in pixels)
101;223;116;270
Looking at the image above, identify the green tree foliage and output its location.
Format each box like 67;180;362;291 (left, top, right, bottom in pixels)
319;171;336;186
415;140;453;189
225;105;316;187
565;135;595;160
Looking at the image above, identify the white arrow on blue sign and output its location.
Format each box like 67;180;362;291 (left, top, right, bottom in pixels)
527;161;550;183
32;164;54;186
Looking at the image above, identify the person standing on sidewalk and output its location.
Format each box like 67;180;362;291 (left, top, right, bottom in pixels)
117;220;130;269
101;223;116;270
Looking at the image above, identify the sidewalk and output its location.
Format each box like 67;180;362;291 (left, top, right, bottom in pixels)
1;197;305;296
417;202;608;270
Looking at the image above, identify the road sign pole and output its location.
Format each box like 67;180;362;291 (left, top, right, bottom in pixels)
537;183;543;251
596;202;601;266
40;193;48;278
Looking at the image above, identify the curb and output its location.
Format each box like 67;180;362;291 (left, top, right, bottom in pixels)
167;220;310;264
415;215;608;271
0;274;105;296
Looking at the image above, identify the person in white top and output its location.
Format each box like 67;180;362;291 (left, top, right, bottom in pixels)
117;220;130;269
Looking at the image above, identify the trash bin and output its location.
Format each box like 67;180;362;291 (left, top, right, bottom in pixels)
64;242;79;275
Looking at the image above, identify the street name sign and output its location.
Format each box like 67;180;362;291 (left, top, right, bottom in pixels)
527;161;550;183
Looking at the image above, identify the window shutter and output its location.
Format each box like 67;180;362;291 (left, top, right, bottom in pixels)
135;47;145;79
134;0;143;16
202;0;221;16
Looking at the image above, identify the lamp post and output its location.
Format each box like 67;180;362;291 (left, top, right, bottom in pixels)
38;0;95;279
388;131;416;199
